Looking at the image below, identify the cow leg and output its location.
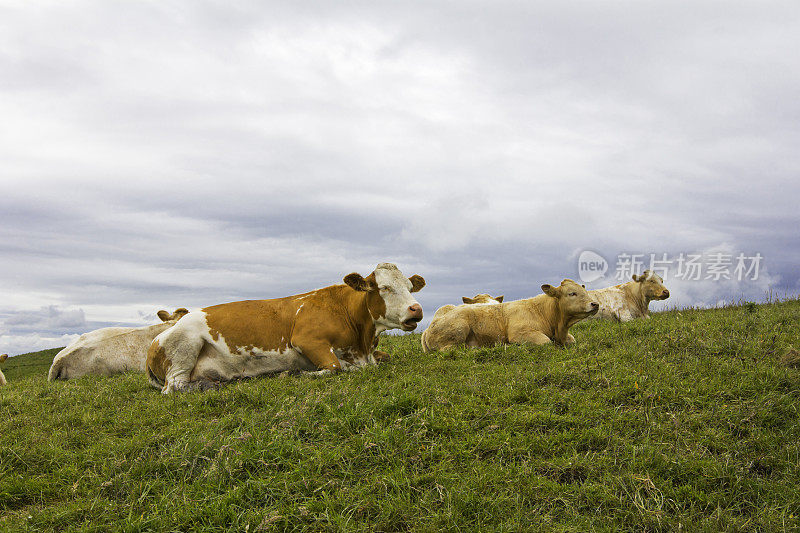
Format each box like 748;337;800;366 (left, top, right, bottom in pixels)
184;378;221;391
465;330;490;348
300;349;375;375
148;311;216;394
423;319;470;352
565;333;576;345
371;334;389;362
339;359;373;372
372;350;390;363
160;335;206;394
302;369;334;378
293;340;343;373
618;310;634;322
508;330;552;346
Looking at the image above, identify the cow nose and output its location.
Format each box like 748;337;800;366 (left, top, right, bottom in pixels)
663;290;670;297
591;302;599;309
408;304;423;319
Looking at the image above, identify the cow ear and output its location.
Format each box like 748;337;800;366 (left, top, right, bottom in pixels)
541;284;560;298
495;295;504;303
409;275;426;293
344;272;375;292
172;308;189;320
632;274;643;282
157;310;171;322
462;296;474;304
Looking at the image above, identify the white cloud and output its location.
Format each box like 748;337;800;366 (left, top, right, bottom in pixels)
0;334;79;357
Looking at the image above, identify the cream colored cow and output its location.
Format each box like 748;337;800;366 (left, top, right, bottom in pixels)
0;354;7;386
48;308;189;381
421;280;598;352
421;294;503;352
430;294;504;322
588;270;670;322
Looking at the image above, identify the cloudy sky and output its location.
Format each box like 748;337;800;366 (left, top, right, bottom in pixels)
1;1;798;355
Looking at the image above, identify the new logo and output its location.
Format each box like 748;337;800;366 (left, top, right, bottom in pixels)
577;250;608;282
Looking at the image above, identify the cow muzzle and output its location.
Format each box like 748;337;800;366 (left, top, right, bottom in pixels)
402;304;423;331
588;301;599;315
661;290;670;299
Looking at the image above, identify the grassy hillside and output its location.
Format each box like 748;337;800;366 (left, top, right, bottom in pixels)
1;348;62;382
1;299;799;532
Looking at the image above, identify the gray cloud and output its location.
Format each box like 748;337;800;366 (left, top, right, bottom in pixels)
3;305;86;330
1;1;798;355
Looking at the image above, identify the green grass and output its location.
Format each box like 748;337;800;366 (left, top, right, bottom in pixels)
2;348;62;382
1;299;799;532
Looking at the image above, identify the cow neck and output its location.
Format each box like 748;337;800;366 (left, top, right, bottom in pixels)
341;286;379;353
539;296;571;345
622;281;649;317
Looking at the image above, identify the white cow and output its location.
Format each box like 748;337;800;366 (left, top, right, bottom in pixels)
429;293;504;322
588;270;670;322
0;354;7;386
48;308;189;381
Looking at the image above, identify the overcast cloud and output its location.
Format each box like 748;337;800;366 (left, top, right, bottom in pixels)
1;1;798;355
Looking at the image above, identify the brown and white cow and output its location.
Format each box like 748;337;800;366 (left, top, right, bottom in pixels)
146;263;425;394
47;308;189;381
421;293;503;352
0;354;7;386
588;270;670;322
421;279;598;352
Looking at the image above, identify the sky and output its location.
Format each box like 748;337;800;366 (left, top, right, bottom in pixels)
1;1;799;355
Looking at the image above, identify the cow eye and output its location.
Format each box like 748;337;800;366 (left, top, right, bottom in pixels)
569;292;577;296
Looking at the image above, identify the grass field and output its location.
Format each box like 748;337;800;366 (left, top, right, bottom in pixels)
1;299;799;532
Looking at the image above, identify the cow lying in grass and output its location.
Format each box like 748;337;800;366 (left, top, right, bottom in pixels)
147;263;425;394
0;354;7;386
588;270;670;322
422;293;503;352
48;308;189;381
430;294;504;322
421;279;598;352
461;294;504;305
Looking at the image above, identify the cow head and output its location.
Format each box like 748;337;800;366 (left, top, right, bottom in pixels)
344;263;425;332
156;308;190;323
541;279;599;318
633;270;670;301
0;354;7;363
462;294;504;304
